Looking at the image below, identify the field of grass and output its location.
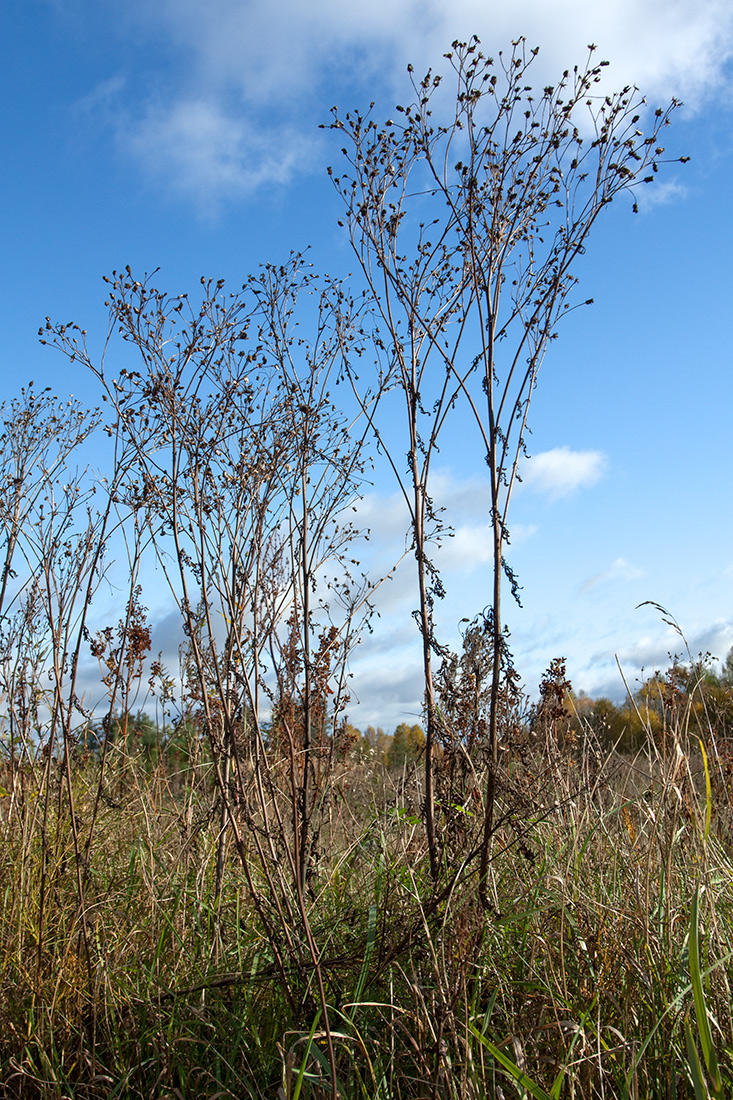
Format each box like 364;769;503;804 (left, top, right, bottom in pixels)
1;703;731;1100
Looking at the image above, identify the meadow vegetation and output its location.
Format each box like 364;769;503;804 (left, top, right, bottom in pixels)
1;36;722;1100
1;643;732;1098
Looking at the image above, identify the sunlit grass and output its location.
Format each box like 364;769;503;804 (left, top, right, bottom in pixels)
1;716;732;1098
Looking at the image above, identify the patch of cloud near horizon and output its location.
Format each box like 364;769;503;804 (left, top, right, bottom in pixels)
116;0;733;208
571;617;733;701
519;447;607;500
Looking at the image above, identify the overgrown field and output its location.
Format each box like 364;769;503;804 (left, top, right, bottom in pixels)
0;38;710;1097
1;705;731;1099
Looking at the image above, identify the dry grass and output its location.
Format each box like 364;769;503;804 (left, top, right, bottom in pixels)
0;711;731;1100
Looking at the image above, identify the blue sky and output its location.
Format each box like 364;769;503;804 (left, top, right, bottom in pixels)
3;0;733;729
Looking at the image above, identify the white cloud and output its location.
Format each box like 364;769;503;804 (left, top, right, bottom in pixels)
123;97;314;209
581;556;644;593
113;0;733;208
424;0;733;107
348;658;426;730
355;490;413;550
633;177;689;212
436;524;492;572
145;0;733;107
520;446;607;499
571;616;733;698
74;74;127;116
356;469;538;571
435;520;538;573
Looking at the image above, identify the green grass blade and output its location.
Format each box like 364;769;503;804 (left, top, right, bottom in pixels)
690;886;723;1095
468;1022;553;1100
350;903;377;1014
291;1010;322;1100
685;1019;710;1100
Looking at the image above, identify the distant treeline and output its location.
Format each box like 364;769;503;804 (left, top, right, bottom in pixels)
74;647;733;775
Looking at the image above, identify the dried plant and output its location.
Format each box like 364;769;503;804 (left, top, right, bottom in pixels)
1;37;720;1100
329;36;684;894
43;255;377;1096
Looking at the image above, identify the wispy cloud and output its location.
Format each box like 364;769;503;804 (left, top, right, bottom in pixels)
573;616;733;698
633;177;689;212
581;556;644;593
144;0;733;107
520;447;607;500
105;0;733;209
356;471;538;573
435;521;538;573
123;97;314;210
74;74;127;116
348;659;426;730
